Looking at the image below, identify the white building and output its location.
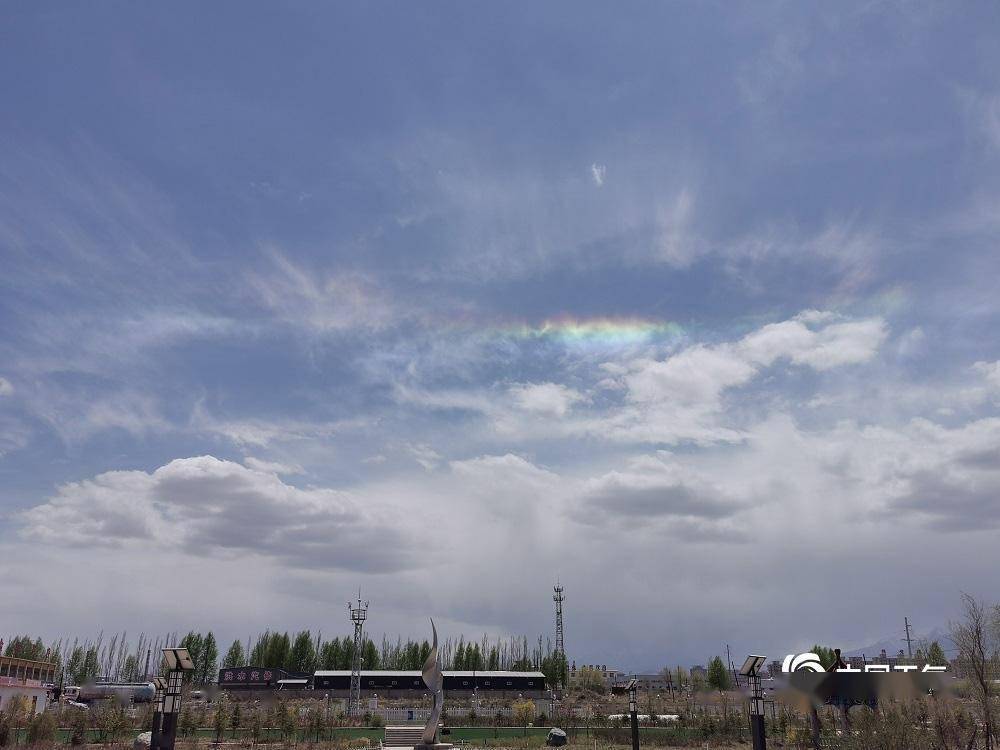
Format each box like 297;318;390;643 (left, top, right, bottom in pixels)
0;656;56;716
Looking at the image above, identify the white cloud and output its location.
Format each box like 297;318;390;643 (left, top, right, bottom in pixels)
20;390;170;444
243;457;304;475
655;189;702;267
0;414;31;456
973;360;1000;390
896;327;926;359
18;456;414;572
509;382;585;417
191;402;369;448
623;346;756;406
246;250;399;333
390;311;889;448
738;314;887;370
590;163;606;187
407;442;443;470
575;312;889;446
0;377;12;396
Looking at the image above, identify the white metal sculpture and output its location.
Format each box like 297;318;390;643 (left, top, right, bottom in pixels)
421;619;444;746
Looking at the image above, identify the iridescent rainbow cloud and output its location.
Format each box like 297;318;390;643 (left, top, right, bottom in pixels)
499;316;684;347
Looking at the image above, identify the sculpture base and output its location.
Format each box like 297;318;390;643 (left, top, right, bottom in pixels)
413;744;455;750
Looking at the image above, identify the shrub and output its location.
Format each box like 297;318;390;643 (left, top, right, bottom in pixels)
27;711;57;744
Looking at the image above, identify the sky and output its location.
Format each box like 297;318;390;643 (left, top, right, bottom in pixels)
2;1;1000;671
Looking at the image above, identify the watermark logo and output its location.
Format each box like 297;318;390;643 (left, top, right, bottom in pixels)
782;653;826;672
781;653;947;674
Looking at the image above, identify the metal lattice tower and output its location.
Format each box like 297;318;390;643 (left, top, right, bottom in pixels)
553;582;566;688
348;592;368;715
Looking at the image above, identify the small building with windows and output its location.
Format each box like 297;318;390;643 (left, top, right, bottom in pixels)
0;656;56;716
217;666;296;690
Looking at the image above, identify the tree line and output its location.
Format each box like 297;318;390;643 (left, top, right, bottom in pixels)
2;629;568;687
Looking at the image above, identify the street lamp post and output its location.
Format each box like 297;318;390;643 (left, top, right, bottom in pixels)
628;679;639;750
739;655;768;750
157;648;195;750
150;677;167;750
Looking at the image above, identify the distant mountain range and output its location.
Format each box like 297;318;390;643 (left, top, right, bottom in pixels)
842;625;952;659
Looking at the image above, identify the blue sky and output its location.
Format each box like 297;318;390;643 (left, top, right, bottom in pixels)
2;2;1000;669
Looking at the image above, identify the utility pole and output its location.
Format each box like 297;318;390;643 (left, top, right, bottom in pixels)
903;617;914;659
553;582;566;690
348;591;369;717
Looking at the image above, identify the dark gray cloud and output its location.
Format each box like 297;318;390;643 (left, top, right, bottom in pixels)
891;470;1000;532
576;474;743;526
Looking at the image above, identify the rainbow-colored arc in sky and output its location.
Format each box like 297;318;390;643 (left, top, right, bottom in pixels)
501;315;685;346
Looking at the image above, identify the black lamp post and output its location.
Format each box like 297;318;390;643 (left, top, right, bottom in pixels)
157;648;195;750
150;676;166;750
628;679;639;750
739;655;768;750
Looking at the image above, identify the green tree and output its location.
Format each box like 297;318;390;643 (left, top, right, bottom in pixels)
179;632;204;684
512;700;534;730
3;636;46;661
121;653;141;682
250;632;270;665
67;705;89;746
199;632;219;684
77;646;101;684
65;646;85;684
223;639;246;668
362;639;380;670
340;638;356;670
230;702;242;739
319;638;343;669
274;700;295;740
27;710;57;744
289;631;317;674
178;704;197;738
540;653;567;689
810;645;837;670
402;641;421;670
264;632;291;670
707;656;732;692
249;708;263;743
94;703;127;743
306;707;324;741
467;643;484;671
928;641;948;667
571;666;606;694
213;695;230;741
0;694;30;747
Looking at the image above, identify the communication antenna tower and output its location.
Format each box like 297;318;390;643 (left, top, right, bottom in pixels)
553;582;566;689
348;591;369;715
